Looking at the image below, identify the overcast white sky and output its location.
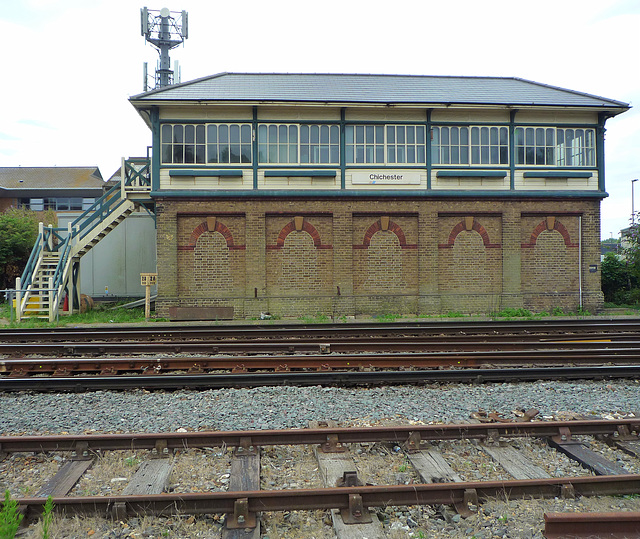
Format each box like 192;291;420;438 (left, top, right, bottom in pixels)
1;0;638;239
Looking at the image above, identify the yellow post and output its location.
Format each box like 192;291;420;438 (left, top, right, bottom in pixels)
140;273;157;320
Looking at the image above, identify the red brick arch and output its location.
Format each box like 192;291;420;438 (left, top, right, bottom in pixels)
439;220;501;249
354;219;417;250
178;219;244;251
522;219;578;248
270;219;332;250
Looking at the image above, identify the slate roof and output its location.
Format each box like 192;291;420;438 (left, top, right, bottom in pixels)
130;73;629;112
0;167;105;192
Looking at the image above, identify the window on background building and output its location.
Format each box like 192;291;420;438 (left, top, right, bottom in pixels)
258;124;339;164
431;126;509;165
514;127;595;166
161;123;252;164
17;197;95;211
345;124;426;165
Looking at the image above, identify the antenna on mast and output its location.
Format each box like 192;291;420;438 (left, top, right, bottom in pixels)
140;7;188;90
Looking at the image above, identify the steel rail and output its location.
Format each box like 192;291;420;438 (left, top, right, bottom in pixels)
1;419;637;452
2;318;640;342
3;350;640;377
544;511;640;538
16;475;640;520
2;339;640;357
2;365;640;392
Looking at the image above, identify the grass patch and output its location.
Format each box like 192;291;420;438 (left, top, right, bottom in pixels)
0;301;161;327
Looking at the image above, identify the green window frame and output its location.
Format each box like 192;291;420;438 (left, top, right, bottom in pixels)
258;124;340;164
431;126;509;165
161;123;252;164
515;127;595;167
345;124;426;165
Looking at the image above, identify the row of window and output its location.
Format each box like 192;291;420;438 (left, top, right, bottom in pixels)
161;123;597;168
18;198;96;211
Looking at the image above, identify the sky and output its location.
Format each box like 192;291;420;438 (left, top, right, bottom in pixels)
1;0;639;239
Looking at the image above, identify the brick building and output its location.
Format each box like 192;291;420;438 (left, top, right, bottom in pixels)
129;73;629;318
0;167;104;214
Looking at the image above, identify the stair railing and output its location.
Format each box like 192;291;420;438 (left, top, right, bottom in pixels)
16;157;152;321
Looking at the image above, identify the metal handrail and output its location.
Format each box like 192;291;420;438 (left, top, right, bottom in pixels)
20;232;43;288
16;156;153;322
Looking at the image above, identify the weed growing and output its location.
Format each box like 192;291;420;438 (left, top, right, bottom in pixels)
0;490;23;539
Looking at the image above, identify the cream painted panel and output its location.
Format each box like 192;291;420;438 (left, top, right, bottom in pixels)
344;169;427;189
159;169;253;190
513;171;599;191
159;106;253;121
430;109;509;123
257;171;341;190
431;175;508;190
257;107;341;121
514;110;597;124
345;108;427;122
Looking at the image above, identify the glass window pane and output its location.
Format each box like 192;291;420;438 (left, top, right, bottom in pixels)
241;144;251;163
219;143;229;162
310;125;319;144
209;144;219;163
346;126;354;144
397;126;405;144
320;125;329;144
196;145;205;163
279;125;288;143
387;126;395;144
376;146;385;163
173;145;184;163
330;125;339;143
290;125;298;143
173;125;183;143
268;125;277;142
356;126;364;144
471;127;479;145
407;126;415;144
330;145;339;163
300;145;309;163
241;125;251;143
490;127;498;145
417;146;425;163
185;125;195;143
185;144;194;163
196;125;205;143
219;125;228;143
346;146;354;163
300;125;309;143
499;127;508;145
376;125;384;142
366;125;374;143
258;124;266;143
162;124;172;142
162;144;172;163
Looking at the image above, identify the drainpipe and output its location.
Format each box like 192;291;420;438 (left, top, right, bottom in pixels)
578;215;583;310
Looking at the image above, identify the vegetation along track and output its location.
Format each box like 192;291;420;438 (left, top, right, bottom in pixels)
3;418;640;538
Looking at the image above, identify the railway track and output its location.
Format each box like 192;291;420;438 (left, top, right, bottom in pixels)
2;317;640;342
4;418;640;538
3;365;640;392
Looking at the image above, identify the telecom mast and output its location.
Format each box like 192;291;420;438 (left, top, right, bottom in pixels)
141;7;188;90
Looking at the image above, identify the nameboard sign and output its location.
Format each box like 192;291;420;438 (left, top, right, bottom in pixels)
351;172;422;185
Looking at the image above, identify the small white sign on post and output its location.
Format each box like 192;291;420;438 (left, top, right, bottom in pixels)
140;273;157;320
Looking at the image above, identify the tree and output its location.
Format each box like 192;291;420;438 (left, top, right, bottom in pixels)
601;252;634;303
0;209;42;291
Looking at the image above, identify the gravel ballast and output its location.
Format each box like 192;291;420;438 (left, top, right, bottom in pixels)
1;379;638;434
1;379;639;538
